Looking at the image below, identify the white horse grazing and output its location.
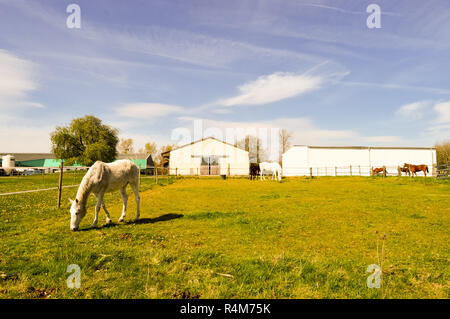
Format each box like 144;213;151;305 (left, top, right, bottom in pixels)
259;162;282;182
69;160;140;231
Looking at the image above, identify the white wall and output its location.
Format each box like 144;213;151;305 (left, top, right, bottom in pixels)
169;138;249;175
282;146;436;176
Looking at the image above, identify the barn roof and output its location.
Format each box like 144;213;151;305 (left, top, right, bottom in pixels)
0;153;154;168
292;145;436;150
117;153;152;160
0;153;55;161
161;137;249;155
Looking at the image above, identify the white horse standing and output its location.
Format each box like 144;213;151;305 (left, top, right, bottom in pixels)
69;160;140;231
259;162;282;182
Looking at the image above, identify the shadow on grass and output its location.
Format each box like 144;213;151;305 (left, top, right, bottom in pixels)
131;213;184;224
80;213;184;231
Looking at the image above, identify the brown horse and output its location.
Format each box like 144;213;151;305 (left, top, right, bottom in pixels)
372;167;386;176
399;166;410;176
403;163;428;177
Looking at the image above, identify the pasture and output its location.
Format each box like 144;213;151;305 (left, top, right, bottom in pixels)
0;175;449;299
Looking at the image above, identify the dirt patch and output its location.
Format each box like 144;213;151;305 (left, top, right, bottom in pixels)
118;233;132;241
26;287;57;299
173;290;200;299
0;272;18;281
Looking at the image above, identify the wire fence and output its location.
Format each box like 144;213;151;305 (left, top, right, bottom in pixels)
282;165;433;177
437;164;450;180
0;163;441;197
145;164;436;178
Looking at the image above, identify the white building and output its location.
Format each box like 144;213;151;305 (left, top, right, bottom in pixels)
165;137;249;176
282;145;437;176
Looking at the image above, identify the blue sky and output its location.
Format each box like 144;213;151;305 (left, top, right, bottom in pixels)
0;0;449;152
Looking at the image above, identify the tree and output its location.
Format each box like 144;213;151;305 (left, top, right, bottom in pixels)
435;140;450;165
50;115;119;166
237;135;266;163
157;144;176;167
138;142;157;158
279;129;292;163
118;138;134;154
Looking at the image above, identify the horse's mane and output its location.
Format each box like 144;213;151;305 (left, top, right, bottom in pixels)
76;161;107;204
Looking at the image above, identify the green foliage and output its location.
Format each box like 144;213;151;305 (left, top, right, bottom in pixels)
118;138;134;155
50;115;119;166
435;141;450;165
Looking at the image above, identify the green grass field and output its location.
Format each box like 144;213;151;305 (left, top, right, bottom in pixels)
0;175;449;299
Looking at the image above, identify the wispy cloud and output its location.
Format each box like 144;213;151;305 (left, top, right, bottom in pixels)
340;81;450;95
217;72;324;107
433;101;450;124
395;100;431;120
295;3;401;16
174;116;401;147
0;49;42;110
216;63;348;107
115;103;185;119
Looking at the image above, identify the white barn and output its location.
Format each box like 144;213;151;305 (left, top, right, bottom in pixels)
165;137;249;176
282;145;437;177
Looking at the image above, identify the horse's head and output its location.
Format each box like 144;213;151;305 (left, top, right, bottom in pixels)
69;198;87;231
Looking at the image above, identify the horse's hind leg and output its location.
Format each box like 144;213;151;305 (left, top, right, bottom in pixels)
118;187;128;222
131;182;140;222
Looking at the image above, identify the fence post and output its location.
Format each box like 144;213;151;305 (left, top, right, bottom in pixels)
309;167;312;178
359;165;361;176
176;167;178;177
57;161;63;209
325;167;327;176
335;166;337;176
370;167;373;176
228;163;231;177
383;166;387;177
350;165;352;176
155;166;158;184
138;166;141;190
397;166;401;177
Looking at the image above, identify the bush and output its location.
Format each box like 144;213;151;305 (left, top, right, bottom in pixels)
435;141;450;165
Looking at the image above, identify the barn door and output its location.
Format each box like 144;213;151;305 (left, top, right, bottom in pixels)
201;156;220;175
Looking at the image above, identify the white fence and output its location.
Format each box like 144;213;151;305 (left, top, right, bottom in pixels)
161;165;435;177
283;165;433;177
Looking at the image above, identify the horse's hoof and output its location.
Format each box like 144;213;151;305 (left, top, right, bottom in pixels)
118;218;124;223
134;217;140;222
92;224;98;228
106;218;112;224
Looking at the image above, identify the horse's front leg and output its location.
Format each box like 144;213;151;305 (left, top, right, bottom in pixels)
92;192;104;228
118;187;128;222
